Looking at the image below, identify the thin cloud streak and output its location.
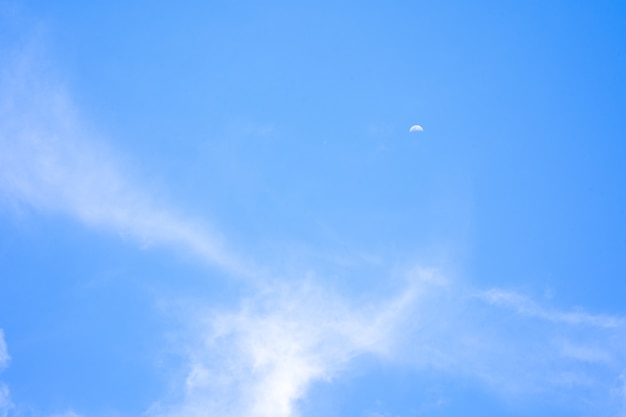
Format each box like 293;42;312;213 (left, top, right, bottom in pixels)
0;330;8;369
400;284;626;411
0;384;11;417
0;46;250;278
0;330;11;417
479;289;625;328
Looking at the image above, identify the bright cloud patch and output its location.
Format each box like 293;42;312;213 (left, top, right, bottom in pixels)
150;279;419;417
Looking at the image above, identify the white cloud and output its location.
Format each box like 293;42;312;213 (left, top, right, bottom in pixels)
150;278;419;417
0;384;12;417
0;45;249;277
479;289;625;328
48;412;83;417
0;330;8;370
617;373;626;416
0;330;11;417
449;289;626;406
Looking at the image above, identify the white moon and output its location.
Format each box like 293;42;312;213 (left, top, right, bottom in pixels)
409;125;424;132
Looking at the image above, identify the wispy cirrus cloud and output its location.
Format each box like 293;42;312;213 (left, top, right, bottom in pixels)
0;44;249;278
0;330;12;417
479;288;625;328
0;384;11;417
0;330;8;370
48;412;84;417
406;285;626;412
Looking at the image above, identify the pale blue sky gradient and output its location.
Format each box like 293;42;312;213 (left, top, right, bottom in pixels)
1;1;626;416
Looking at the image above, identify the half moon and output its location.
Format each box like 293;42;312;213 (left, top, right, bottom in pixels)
409;125;424;132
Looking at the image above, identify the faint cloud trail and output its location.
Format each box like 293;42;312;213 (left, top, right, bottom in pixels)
0;385;11;417
0;330;12;417
401;284;626;409
479;289;625;328
0;45;250;278
0;330;8;369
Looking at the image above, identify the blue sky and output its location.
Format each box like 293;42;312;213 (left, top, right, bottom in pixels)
1;1;626;416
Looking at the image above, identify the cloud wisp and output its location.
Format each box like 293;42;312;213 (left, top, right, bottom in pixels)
394;283;626;413
0;330;8;370
479;289;625;328
0;384;10;417
478;288;626;376
0;46;250;278
149;277;419;417
0;330;12;417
